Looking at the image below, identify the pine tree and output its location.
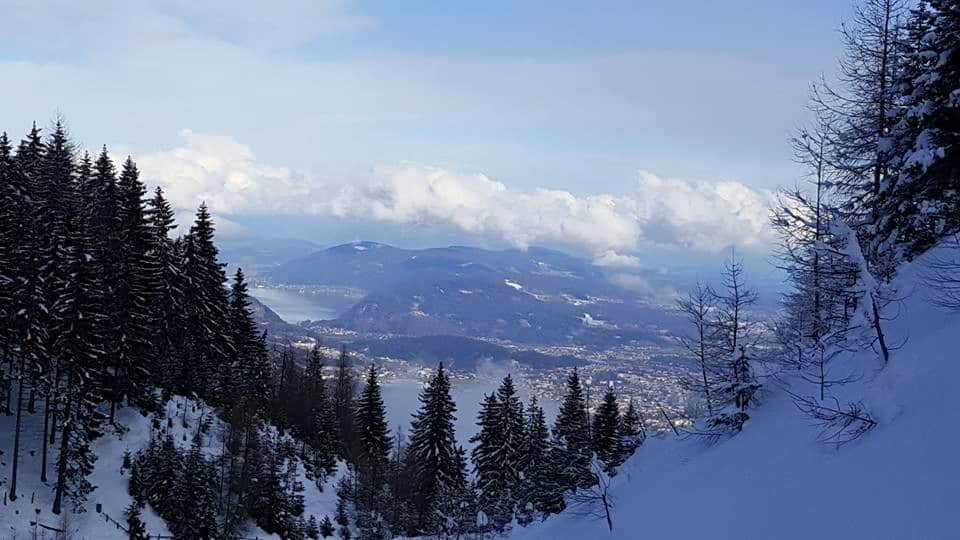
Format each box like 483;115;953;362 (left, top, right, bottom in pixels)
181;203;232;402
7;125;49;503
144;187;185;394
591;388;621;471
885;0;960;254
336;494;352;540
518;397;559;519
113;156;159;416
305;515;320;539
125;501;149;540
406;364;461;535
172;432;219;539
333;346;356;460
552;368;594;495
355;366;391;469
228;268;271;411
614;399;645;467
320;515;335;537
303;344;337;480
51;204;107;514
89;147;126;414
471;392;503;522
354;365;391;536
470;374;525;529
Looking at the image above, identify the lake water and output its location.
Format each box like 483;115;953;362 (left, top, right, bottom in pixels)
381;376;559;447
250;286;342;323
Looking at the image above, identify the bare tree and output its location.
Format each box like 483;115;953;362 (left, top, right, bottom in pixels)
675;281;719;416
790;391;877;447
716;249;759;356
569;459;615;532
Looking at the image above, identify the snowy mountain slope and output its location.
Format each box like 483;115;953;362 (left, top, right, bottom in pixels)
0;399;345;539
509;246;960;540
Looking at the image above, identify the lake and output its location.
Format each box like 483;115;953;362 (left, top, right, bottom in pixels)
381;375;559;447
250;286;342;323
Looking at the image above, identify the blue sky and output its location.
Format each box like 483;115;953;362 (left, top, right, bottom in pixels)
0;0;851;267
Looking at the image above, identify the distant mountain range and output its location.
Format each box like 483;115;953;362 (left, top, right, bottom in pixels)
259;241;682;348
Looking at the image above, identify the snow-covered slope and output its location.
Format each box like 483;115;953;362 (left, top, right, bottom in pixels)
0;398;345;539
511;246;960;540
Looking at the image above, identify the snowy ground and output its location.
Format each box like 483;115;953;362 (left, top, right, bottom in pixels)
0;398;346;539
509;247;960;540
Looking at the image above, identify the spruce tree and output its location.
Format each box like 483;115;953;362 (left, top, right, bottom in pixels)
172;432;219;539
518;397;559;519
592;389;621;472
332;346;356;459
552;368;594;494
7;125;49;503
471;392;502;522
228;268;271;410
471;374;525;528
181;203;232;402
113;156;159;416
354;365;391;533
406;363;460;535
51;205;107;514
125;501;149;540
305;515;320;539
320;515;335;537
615;398;645;467
887;0;960;254
144;187;184;394
303;344;337;480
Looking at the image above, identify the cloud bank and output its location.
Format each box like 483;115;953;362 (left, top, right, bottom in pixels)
137;131;774;257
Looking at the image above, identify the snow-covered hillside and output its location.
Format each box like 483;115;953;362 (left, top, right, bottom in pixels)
0;399;345;539
509;245;960;540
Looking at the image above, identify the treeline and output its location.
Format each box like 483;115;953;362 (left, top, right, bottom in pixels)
0;120;647;538
0;119;340;536
332;365;644;539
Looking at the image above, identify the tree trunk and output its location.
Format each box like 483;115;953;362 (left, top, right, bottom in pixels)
7;360;25;501
52;373;75;515
871;295;891;363
41;387;51;483
601;490;613;532
49;366;59;445
27;370;36;414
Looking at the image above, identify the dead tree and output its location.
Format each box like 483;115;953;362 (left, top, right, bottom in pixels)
790;391;877;447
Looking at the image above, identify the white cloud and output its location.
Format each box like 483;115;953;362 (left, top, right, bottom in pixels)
137;131;775;255
593;251;643;269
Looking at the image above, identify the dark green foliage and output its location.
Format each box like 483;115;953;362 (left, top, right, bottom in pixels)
406;364;461;536
470;374;526;529
551;368;595;499
615;399;645;467
353;365;391;539
320;515;335;537
125;502;149;540
180;203;233;402
592;389;621;470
